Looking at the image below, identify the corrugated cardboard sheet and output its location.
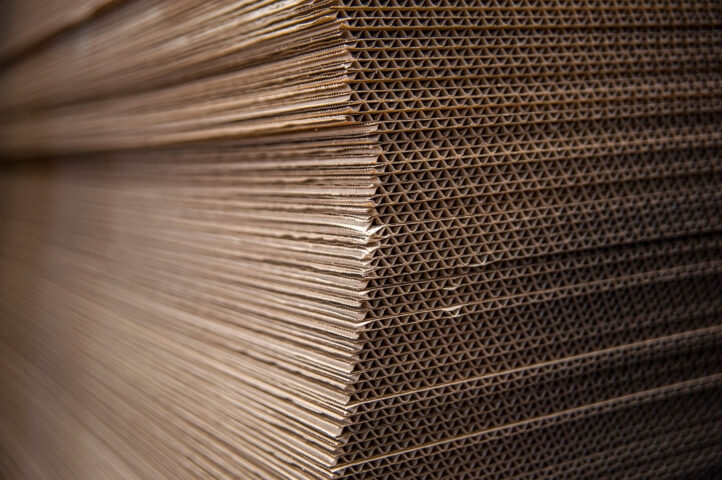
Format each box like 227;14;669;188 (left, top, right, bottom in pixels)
0;1;721;478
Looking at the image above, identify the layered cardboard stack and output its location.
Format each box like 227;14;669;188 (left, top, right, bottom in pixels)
1;1;721;479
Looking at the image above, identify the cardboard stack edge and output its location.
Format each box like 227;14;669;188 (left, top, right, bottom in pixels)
0;1;721;479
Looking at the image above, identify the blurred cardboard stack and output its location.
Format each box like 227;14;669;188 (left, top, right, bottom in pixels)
1;1;721;479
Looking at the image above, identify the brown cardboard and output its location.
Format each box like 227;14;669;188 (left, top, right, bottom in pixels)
1;1;721;479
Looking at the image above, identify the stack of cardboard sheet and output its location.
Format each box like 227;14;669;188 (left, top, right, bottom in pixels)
1;1;721;479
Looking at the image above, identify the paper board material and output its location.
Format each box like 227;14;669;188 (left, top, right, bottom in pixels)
0;1;721;479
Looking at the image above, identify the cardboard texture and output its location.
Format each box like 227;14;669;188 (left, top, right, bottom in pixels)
0;1;721;479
